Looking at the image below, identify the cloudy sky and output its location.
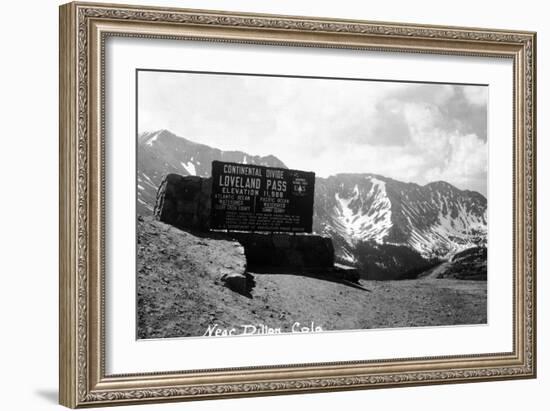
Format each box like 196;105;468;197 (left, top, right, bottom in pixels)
138;70;488;195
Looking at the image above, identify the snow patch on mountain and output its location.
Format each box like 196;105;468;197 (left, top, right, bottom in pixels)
144;130;162;147
340;247;359;264
181;161;196;176
398;191;487;258
332;177;392;246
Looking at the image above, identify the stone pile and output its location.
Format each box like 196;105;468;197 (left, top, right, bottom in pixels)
154;174;211;231
232;232;334;269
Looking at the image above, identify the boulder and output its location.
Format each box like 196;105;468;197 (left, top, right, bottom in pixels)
333;263;361;283
221;273;248;294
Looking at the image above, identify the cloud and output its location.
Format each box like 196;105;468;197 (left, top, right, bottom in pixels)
463;86;487;106
439;86;488;142
381;84;487;141
422;133;487;195
345;100;412;147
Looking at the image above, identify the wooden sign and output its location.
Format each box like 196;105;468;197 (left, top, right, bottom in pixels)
210;160;315;232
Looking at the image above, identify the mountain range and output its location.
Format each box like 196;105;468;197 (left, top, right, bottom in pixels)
137;129;487;279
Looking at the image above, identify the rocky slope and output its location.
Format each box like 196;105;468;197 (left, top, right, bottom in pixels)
314;174;486;257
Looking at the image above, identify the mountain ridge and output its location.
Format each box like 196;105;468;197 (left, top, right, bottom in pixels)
137;129;487;279
330;173;485;199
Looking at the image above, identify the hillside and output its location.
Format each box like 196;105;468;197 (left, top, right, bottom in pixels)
137;217;487;339
420;247;487;280
313;174;487;279
314;175;487;259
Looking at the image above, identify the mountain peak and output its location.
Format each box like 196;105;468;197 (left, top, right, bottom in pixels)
426;180;457;191
138;129;195;147
136;130;288;214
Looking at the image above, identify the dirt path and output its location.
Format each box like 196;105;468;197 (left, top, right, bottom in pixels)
419;261;453;279
235;273;486;333
137;218;487;339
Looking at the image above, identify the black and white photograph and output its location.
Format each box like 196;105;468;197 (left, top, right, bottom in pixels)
136;69;488;339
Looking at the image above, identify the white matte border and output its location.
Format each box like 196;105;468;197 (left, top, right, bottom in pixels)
105;37;513;375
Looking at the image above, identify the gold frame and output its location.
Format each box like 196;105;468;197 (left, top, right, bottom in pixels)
59;1;537;408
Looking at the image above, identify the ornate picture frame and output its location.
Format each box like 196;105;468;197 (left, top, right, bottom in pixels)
59;1;536;408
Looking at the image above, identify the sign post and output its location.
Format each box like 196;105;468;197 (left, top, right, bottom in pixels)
210;161;315;233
